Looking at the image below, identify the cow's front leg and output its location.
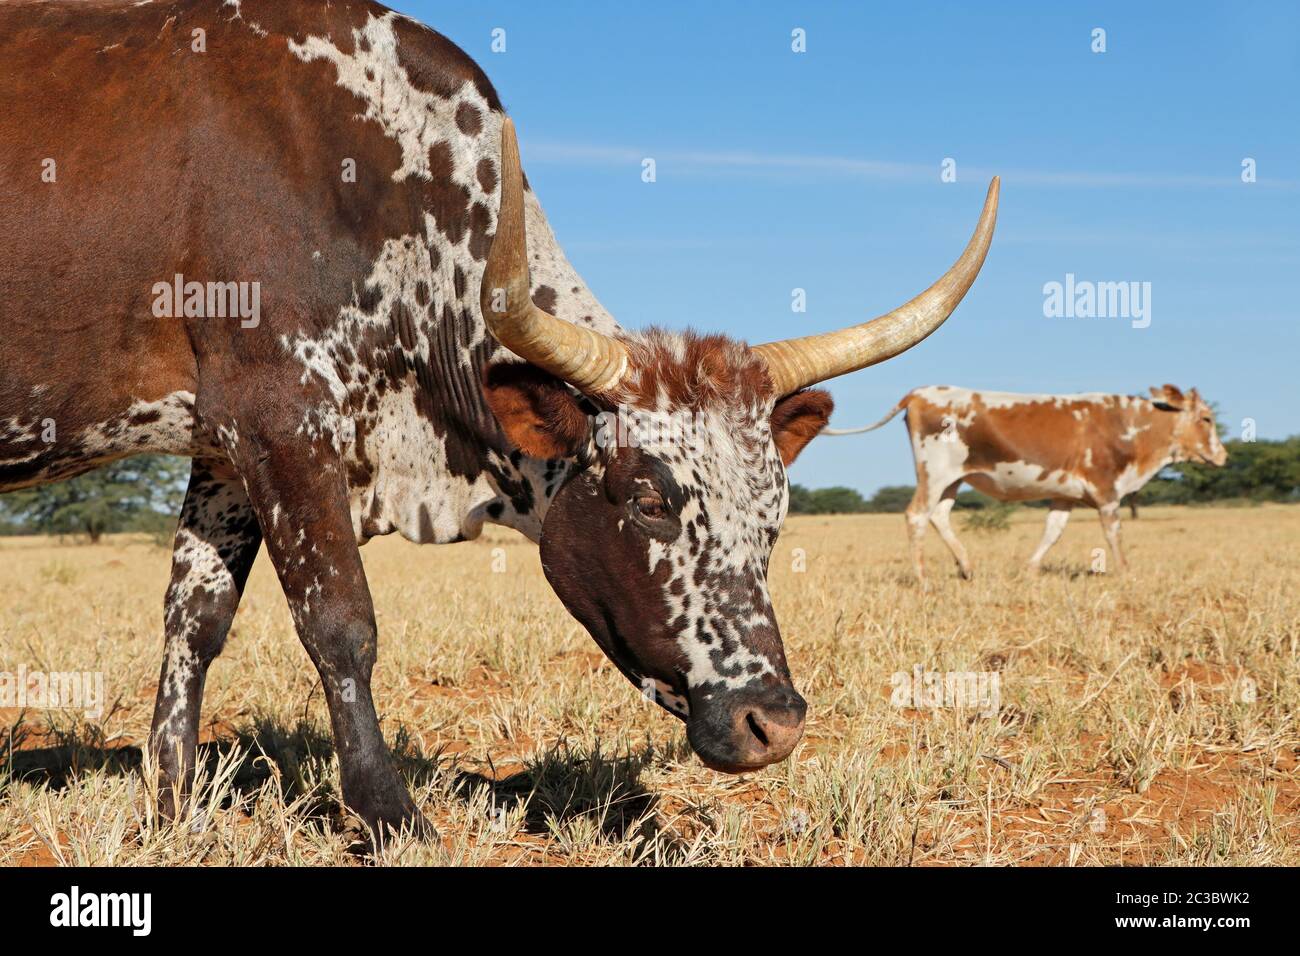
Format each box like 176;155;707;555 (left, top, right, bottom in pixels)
1027;500;1072;571
224;427;428;844
1098;502;1127;572
149;459;261;819
929;489;972;580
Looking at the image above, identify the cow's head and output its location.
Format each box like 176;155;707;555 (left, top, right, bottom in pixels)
1150;384;1228;467
481;120;999;772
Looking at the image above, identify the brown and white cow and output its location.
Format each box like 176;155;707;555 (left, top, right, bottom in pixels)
827;385;1226;581
0;0;997;841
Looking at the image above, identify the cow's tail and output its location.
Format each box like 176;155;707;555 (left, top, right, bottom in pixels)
821;395;909;436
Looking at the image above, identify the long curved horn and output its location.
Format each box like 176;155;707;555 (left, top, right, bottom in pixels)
753;177;1000;397
480;118;628;394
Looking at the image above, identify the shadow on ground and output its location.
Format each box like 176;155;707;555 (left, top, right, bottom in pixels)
446;741;663;844
3;713;680;858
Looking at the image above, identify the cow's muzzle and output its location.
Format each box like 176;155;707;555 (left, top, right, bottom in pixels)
687;685;807;773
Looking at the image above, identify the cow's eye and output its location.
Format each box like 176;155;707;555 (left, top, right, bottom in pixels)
634;494;666;519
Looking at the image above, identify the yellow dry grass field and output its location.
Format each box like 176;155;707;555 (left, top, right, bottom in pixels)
1;504;1297;866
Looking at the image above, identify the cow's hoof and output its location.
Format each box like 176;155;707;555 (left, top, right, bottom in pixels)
353;786;437;850
957;568;974;581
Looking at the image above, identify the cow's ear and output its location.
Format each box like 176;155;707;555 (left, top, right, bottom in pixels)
1150;384;1185;409
770;389;833;466
483;362;590;459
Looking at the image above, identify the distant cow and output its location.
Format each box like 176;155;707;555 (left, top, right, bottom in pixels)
827;385;1227;581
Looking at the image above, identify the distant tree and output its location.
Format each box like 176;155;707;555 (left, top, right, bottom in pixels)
787;483;815;515
961;500;1016;532
809;486;869;513
786;484;870;514
864;485;914;513
0;455;188;542
955;489;1001;509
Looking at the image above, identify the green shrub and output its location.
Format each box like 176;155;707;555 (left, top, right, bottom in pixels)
961;501;1017;533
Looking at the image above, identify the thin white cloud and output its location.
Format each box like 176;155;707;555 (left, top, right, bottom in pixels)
523;141;1299;191
525;142;926;180
996;229;1300;249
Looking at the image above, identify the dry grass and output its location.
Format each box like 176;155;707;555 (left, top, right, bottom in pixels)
1;504;1297;866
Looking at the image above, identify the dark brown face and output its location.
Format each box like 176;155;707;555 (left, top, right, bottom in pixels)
483;347;833;774
539;446;807;772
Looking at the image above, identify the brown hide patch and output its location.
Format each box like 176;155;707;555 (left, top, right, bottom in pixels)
390;12;505;111
482;363;589;460
476;158;498;193
0;0;526;497
425;141;472;244
770;390;833;466
468;201;493;261
0;0;404;479
455;101;483;135
532;285;559;313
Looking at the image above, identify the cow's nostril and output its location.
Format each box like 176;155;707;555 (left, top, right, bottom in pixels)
745;711;770;748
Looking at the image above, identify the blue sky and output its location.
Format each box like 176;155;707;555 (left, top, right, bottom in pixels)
395;0;1299;494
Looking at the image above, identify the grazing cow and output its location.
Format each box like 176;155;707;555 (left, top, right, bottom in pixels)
826;385;1226;581
0;0;998;840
